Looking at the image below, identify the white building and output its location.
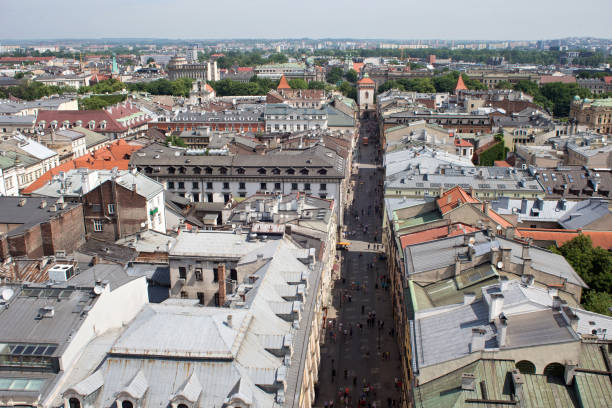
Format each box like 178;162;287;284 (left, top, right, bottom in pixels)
264;104;328;133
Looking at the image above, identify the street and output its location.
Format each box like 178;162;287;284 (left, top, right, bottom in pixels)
315;119;403;408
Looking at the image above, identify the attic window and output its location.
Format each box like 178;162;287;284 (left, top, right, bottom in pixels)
237;167;245;174
219;167;228;175
318;169;327;175
168;167;176;174
272;167;281;175
286;168;295;175
62;120;70;129
100;120;107;129
258;167;267;175
300;168;309;175
88;120;96;130
193;167;201;174
179;167;186;174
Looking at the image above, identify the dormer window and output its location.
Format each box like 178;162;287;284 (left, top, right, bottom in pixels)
286;168;295;175
62;120;70;129
318;168;327;175
272;167;281;175
88;120;96;130
237;167;245;174
300;168;309;175
193;167;201;174
39;120;46;129
100;120;107;129
258;167;267;175
122;402;134;408
205;167;213;174
179;166;186;174
219;167;228;175
75;120;82;127
168;166;176;174
51;120;58;129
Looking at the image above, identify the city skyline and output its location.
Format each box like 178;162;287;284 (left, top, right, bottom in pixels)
2;0;612;41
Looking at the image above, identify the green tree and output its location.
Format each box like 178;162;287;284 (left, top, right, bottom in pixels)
495;81;514;90
287;79;308;89
146;57;155;65
14;72;25;79
307;81;327;90
166;135;186;147
344;69;358;83
79;94;126;110
583;291;612;316
540;82;591;117
326;67;344;84
338;81;357;100
267;53;288;64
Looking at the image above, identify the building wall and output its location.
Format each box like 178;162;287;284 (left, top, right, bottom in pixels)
83;181;148;241
40;205;86;255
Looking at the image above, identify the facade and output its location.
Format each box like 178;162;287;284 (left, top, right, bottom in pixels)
130;143;346;220
264;104;328;133
254;62;319;82
188;79;216;105
33;74;92;89
166;56;205;80
383;111;493;134
0;115;36;134
357;74;375;111
577;78;612;95
266;88;327;109
38;129;87;163
0;196;85;261
149;108;265;134
570;97;612;135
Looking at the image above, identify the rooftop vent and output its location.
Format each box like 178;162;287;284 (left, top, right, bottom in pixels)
18;198;27;207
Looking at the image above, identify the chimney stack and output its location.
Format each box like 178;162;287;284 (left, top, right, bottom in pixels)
483;201;490;216
470;328;486;352
488;293;504;322
218;263;226;306
496;314;508;347
564;361;578;385
226;314;233;328
455;258;462;277
504;226;515;240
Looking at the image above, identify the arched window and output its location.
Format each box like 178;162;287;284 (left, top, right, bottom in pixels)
272;168;281;175
516;360;536;374
68;397;81;408
365;91;369;99
179;167;186;174
205;167;213;174
286;168;295;175
237;168;245;175
122;401;134;408
258;168;267;175
178;404;189;408
219;167;228;175
168;167;176;174
318;169;327;175
193;167;201;174
543;363;564;378
300;168;309;175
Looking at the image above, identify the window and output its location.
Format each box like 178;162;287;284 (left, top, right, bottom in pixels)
69;398;81;408
258;168;267;175
230;269;238;281
93;220;103;232
197;292;205;305
300;168;309;175
237;168;245;174
192;182;198;189
224;194;230;203
318;169;327;175
260;182;267;190
178;182;185;189
168;167;176;174
275;182;281;190
213;267;219;282
168;181;175;189
205;167;213;174
239;192;246;197
272;168;281;175
207;193;213;202
179;267;186;279
193;167;201;174
291;183;298;190
304;183;311;191
192;193;200;202
223;182;230;189
92;204;102;212
179;167;186;174
286;168;295;175
206;182;213;189
239;182;246;190
219;167;228;175
122;401;133;408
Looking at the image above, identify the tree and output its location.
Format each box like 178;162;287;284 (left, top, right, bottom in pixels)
288;79;308;89
307;81;327;90
582;291;612;316
166;135;186;147
146;57;155;65
326;67;344;85
338;81;356;100
495;81;514;90
267;53;288;64
79;94;126;110
344;69;358;83
540;82;591;117
552;235;612;293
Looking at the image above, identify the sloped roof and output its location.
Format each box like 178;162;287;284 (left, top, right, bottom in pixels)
357;74;375;85
517;228;612;251
455;75;468;91
437;186;479;215
277;75;291;90
400;223;480;248
454;138;473;147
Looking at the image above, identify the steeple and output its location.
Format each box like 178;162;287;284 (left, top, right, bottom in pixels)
455;75;468;91
277;75;291;90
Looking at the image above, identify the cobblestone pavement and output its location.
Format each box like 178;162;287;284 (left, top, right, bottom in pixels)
315;119;403;408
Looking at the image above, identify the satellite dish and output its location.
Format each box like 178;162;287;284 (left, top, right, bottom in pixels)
497;261;504;269
93;286;104;295
1;288;14;301
496;225;502;231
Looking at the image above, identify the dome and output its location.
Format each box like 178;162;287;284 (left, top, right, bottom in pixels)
573;95;580;101
167;56;187;69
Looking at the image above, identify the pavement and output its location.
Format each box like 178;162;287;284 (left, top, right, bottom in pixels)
315;119;403;408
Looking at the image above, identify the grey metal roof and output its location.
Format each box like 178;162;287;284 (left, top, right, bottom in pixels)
558;199;611;229
490;196;579;222
170;231;268;259
68;264;138;291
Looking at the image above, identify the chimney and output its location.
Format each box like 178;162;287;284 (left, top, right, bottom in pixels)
564;361;578;385
561;305;579;331
18;198;27;207
461;373;476;391
463;292;476;305
499;276;509;291
504;226;515;240
552;295;563;310
218;263;226;306
521;245;530;261
39;200;47;209
521;274;534;287
488;293;504;322
511;369;524;400
501;247;511;269
490;246;499;266
439;186;444;197
470;328;486;352
496;314;508;347
455;258;462;277
483;201;490;216
226;314;233;328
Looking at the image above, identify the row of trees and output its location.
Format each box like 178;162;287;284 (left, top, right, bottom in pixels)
208;76;328;97
199;51;288;69
505;80;594;117
0;80;76;100
377;71;486;94
126;78;193;97
78;94;126;110
551;235;612;316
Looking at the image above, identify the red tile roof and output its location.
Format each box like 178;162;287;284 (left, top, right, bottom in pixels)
481;203;513;228
604;76;612;85
353;62;364;73
0;57;54;62
540;75;576;84
400;223;480;248
494;160;511;167
357;76;375;85
277;75;291;90
455;75;468;91
36;104;150;133
455;138;473;147
237;67;253;72
516;228;612;251
22;140;142;194
437;186;479;214
204;83;215;93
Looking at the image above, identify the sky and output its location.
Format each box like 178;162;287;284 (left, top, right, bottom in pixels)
1;0;611;41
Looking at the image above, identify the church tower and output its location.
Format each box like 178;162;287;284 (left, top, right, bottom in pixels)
356;73;375;111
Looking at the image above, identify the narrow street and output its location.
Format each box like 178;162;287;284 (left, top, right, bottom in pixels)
316;119;403;407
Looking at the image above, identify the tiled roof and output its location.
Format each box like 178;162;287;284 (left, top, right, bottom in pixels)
400;223;479;248
357;75;374;85
494;160;511;167
516;228;612;251
277;75;291;90
22;140;141;194
540;75;576;84
437;186;479;215
455;75;468;91
353;62;364;73
454;138;473;147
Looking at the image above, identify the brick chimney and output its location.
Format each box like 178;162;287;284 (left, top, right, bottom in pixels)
217;263;226;306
